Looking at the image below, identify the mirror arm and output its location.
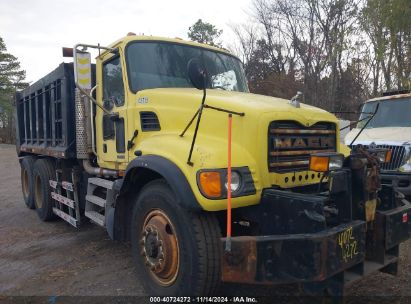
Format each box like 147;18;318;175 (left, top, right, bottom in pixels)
186;86;207;166
108;112;119;120
75;83;110;114
203;105;245;116
179;109;200;137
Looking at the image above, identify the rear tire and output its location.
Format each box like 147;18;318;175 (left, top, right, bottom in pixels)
131;180;221;296
20;156;36;209
33;158;56;221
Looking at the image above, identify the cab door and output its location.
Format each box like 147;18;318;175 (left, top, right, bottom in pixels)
96;52;128;170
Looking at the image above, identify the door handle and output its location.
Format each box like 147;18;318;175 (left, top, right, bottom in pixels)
127;130;139;151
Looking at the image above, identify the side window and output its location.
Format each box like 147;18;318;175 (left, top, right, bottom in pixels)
103;56;125;107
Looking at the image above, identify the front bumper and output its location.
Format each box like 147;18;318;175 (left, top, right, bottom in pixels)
381;171;411;196
221;200;411;286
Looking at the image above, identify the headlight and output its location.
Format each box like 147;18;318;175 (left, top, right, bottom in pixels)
197;167;254;199
375;149;392;163
225;171;241;193
309;153;344;172
400;163;411;172
329;156;344;170
400;155;411;172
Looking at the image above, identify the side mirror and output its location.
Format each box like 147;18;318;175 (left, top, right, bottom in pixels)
103;98;114;111
187;58;207;90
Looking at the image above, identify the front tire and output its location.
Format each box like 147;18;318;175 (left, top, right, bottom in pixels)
33;158;56;221
131;180;221;296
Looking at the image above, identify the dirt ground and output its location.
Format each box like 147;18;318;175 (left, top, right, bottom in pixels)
1;144;411;302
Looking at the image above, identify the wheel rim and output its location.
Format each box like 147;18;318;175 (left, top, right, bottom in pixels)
140;209;179;286
22;168;29;199
34;174;43;209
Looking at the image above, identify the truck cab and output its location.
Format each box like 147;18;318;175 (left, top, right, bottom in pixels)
345;91;411;199
93;35;340;211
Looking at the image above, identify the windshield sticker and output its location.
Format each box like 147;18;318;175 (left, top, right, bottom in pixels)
211;70;237;91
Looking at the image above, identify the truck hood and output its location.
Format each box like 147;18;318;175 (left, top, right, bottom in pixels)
145;88;337;122
344;127;411;146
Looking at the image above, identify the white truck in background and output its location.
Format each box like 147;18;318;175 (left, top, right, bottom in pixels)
345;90;411;199
338;119;351;143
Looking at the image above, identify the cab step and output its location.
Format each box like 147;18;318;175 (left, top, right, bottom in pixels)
85;194;106;207
88;177;114;189
84;177;115;228
84;211;105;226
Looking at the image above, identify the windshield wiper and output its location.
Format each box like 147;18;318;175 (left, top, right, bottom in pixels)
340;115;373;131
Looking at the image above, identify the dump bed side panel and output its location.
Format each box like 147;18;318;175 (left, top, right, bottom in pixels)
16;63;95;159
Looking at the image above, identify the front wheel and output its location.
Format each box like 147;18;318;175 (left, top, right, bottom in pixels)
131;180;221;296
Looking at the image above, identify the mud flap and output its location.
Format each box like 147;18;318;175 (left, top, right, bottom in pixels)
106;208;115;240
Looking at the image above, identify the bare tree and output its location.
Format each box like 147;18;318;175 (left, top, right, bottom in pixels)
230;23;259;69
360;0;411;92
230;0;410;117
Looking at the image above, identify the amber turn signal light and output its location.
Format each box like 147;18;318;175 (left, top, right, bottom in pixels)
199;171;222;198
310;155;330;172
385;150;392;163
309;153;344;172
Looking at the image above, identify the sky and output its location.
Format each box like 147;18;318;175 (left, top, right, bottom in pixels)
0;0;252;83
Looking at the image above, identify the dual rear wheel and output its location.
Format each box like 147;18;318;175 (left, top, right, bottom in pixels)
20;156;35;209
20;156;222;295
20;156;55;221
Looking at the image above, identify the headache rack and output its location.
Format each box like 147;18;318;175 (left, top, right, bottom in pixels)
268;121;337;173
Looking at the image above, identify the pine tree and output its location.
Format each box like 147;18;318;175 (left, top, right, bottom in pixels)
188;19;223;47
0;37;28;142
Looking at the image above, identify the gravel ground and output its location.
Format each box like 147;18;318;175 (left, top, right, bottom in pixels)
0;144;411;303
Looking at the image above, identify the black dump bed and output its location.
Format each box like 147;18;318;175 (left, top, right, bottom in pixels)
15;63;94;159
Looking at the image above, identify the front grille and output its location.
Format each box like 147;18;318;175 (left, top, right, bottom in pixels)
268;121;337;173
356;144;408;171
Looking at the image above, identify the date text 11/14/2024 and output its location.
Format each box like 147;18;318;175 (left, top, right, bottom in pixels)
150;297;258;303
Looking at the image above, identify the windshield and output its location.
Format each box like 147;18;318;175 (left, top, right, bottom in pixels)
357;98;411;128
126;41;248;93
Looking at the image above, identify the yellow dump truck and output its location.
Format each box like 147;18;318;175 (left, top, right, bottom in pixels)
15;34;411;296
